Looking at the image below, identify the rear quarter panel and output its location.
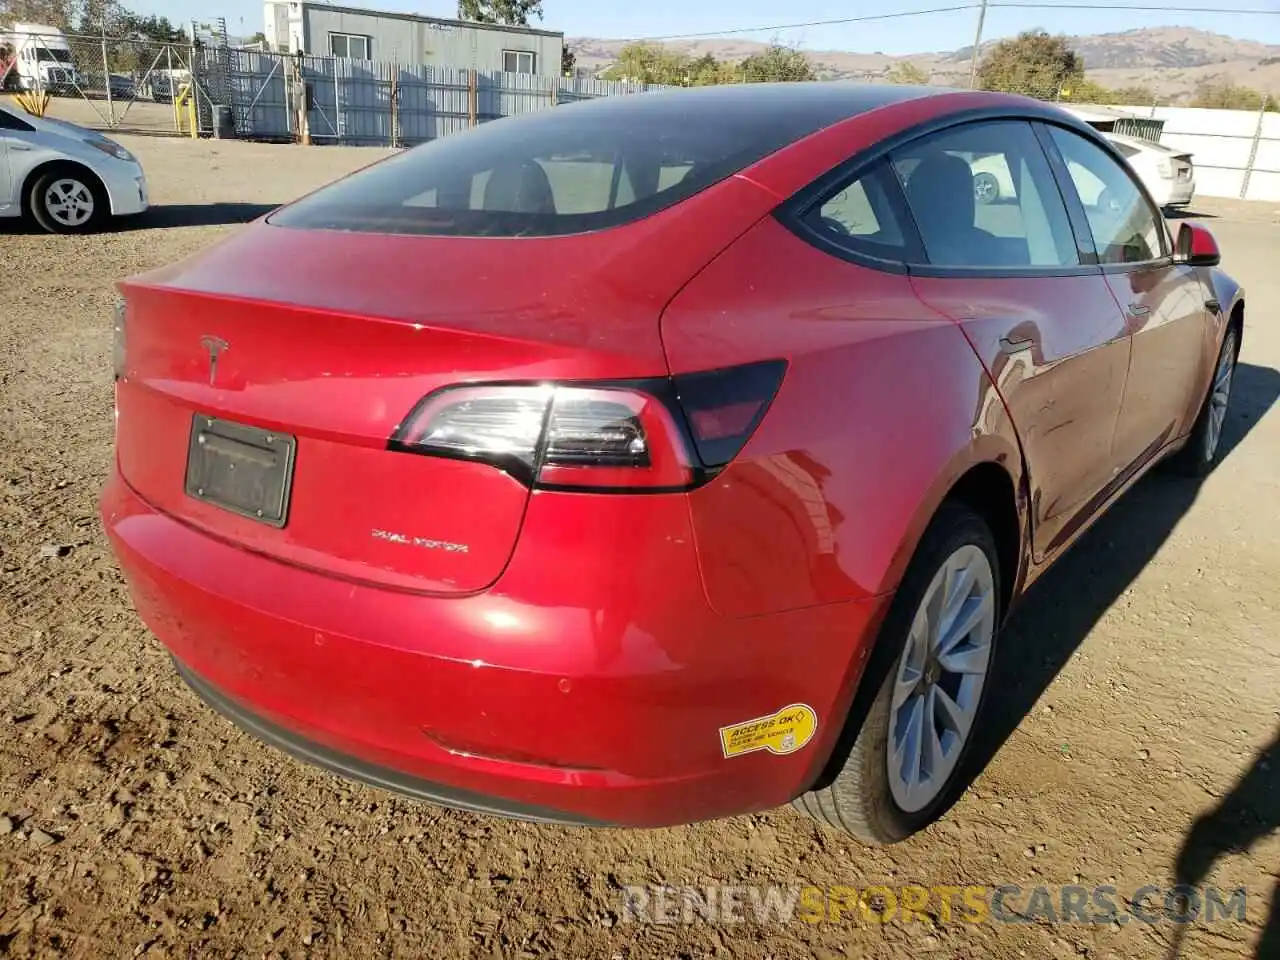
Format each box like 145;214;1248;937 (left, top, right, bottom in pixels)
662;215;1027;618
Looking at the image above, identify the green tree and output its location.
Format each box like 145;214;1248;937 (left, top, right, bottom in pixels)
116;12;185;42
739;43;815;83
0;0;76;31
456;0;542;26
560;43;575;76
687;51;730;86
977;29;1082;101
602;42;691;85
885;61;928;85
1061;79;1159;106
73;0;119;32
1111;85;1156;105
1191;79;1274;111
1061;77;1114;104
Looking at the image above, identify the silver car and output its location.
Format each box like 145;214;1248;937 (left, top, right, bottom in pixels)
0;103;148;233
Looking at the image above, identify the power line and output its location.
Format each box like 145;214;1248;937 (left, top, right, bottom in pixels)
621;1;1280;43
992;2;1279;12
625;5;979;43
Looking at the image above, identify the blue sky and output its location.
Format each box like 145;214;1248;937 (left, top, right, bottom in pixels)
160;1;1280;55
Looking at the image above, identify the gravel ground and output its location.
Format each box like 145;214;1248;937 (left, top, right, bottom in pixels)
1;134;1278;960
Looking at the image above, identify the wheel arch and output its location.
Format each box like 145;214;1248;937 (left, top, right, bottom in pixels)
941;460;1024;620
1227;298;1244;354
881;431;1030;625
20;158;111;219
795;459;1027;806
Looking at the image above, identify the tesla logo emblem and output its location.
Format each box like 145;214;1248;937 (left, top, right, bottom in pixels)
199;335;229;386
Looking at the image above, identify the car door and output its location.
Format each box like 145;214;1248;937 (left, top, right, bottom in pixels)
0;108;22;211
1044;125;1213;473
896;119;1132;563
0;106;38;213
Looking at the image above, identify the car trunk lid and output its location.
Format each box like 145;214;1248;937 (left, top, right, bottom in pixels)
113;177;775;593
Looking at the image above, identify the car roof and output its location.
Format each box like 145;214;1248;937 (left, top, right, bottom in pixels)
554;81;946;130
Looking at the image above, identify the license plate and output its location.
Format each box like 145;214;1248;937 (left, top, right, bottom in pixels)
184;415;296;527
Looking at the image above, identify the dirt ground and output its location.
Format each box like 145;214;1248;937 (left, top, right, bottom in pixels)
1;135;1278;960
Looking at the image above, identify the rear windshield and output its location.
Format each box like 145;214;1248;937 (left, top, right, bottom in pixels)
270;86;924;237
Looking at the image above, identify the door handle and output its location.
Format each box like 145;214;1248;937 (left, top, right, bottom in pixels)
8;143;32;151
1127;303;1152;319
998;334;1033;354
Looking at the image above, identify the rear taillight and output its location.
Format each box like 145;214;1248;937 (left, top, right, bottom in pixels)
391;361;786;492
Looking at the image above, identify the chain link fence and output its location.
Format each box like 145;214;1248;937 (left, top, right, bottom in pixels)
1;31;659;142
0;31;225;136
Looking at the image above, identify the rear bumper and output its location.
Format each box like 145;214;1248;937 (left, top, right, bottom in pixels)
101;467;889;828
1156;178;1195;208
174;657;605;825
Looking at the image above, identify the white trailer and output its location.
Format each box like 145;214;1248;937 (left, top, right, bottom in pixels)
0;24;81;94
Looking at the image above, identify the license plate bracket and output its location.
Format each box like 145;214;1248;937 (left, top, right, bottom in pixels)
184;415;296;527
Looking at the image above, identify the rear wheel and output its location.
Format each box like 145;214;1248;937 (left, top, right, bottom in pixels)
28;167;107;234
1171;328;1238;476
972;172;999;205
793;502;1000;844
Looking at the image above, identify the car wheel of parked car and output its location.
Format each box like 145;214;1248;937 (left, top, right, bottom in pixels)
972;172;1000;205
1172;327;1238;476
28;166;107;234
793;501;1000;844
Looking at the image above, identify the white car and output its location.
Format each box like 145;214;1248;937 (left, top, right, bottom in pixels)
0;101;148;233
1104;133;1194;209
968;133;1194;212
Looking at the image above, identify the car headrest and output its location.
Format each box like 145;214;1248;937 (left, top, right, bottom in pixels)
904;152;977;235
483;158;555;215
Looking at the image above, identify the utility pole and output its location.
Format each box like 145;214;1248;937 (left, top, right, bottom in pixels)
968;0;988;89
1241;93;1269;200
101;24;114;125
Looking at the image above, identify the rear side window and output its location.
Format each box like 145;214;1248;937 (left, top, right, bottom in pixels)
891;120;1079;269
805;160;916;263
272;92;875;238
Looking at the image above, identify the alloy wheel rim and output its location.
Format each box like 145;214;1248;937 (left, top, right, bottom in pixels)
45;179;94;227
1205;334;1235;459
974;176;996;202
888;544;997;814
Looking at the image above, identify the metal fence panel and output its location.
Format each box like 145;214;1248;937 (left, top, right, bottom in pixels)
395;66;471;146
332;58;391;145
482;70;554;120
226;49;289;140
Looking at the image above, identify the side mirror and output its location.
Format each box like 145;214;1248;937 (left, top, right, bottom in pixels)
1173;221;1221;267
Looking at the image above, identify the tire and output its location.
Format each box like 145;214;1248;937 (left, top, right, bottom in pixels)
1170;327;1238;477
972;172;1000;205
27;166;108;235
792;501;1001;844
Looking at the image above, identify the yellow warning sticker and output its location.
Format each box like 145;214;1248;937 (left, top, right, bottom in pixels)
719;703;818;759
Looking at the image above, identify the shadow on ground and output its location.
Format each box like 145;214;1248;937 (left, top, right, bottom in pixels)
950;362;1280;951
963;362;1279;782
1165;209;1219;220
120;202;280;230
1166;729;1280;958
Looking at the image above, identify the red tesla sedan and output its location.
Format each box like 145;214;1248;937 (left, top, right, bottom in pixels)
101;84;1243;843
